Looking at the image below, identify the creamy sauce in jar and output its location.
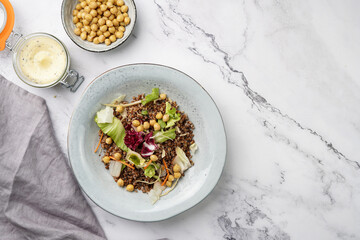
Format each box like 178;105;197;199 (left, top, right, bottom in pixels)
18;36;67;85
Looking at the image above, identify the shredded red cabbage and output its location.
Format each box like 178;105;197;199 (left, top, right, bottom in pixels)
124;125;144;150
141;132;158;157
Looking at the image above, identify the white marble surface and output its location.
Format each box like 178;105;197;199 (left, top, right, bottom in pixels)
1;0;360;239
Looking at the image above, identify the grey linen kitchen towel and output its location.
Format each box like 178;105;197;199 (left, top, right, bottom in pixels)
0;75;106;240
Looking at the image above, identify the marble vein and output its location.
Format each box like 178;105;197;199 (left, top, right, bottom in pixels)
153;0;360;239
153;0;359;171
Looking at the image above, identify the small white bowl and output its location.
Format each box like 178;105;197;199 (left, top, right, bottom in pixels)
61;0;137;53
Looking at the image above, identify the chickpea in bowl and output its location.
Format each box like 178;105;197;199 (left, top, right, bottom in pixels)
61;0;136;52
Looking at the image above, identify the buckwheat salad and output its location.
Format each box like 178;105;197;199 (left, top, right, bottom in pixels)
94;88;198;204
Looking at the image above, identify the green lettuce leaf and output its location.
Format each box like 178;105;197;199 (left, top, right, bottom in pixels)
158;119;167;129
141;110;148;115
165;102;181;128
96;106;114;123
144;165;156;178
141;88;159;105
125;150;145;167
95;116;128;152
173;147;192;173
153;128;176;143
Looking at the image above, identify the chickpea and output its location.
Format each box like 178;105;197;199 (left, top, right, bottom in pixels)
86;35;94;42
84;25;91;33
97;30;103;36
73;9;79;16
124;16;130;25
76;22;83;28
85;14;93;21
117;178;124;187
100;4;107;11
162;114;170;122
77;12;82;19
116;105;124;113
83;19;90;26
104;31;110;37
113;152;121;160
120;5;128;13
80;32;87;40
119;26;125;32
89;1;97;9
110;7;118;14
103;156;110;164
154;123;161;131
90;9;97;17
91;24;98;31
81;12;86;19
168;175;175;182
103;10;111;17
120;22;126;26
166;181;172;187
117;0;124;6
89;31;97;37
132;120;140;127
80;1;87;8
106;1;113;8
106;20;113;27
156;112;163;120
123;13;128;17
76;3;82;10
143;121;150;130
109;27;116;34
150;155;158;161
98;18;106;26
174;172;181;179
112;19;119;27
117;14;124;22
84;6;91;13
92;17;98;24
97;8;103;15
114;31;123;39
73;16;79;24
106;137;113;144
150;119;156;126
136;125;144;132
99;25;107;32
109;14;115;21
99;35;105;43
173;164;181;173
93;37;100;44
126;184;134;192
74;28;81;36
160;93;167;100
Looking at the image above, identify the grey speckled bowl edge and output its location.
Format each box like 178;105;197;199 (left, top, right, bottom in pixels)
61;0;137;53
67;63;227;222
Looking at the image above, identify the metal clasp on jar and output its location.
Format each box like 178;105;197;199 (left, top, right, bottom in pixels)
60;69;84;92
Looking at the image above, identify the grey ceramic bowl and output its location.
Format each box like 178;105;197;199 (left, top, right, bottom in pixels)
61;0;136;52
68;63;227;221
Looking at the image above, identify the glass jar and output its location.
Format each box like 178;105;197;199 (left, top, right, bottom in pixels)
8;32;84;92
0;0;84;92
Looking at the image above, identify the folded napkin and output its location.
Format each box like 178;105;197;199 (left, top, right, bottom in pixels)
0;75;106;239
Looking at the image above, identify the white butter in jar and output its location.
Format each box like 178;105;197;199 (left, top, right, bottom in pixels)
18;36;67;85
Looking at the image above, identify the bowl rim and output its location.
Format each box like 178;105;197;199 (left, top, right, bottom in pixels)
67;63;227;221
60;0;137;53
